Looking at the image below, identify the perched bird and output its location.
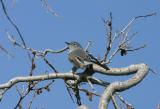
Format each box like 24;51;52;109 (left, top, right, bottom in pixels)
65;41;109;72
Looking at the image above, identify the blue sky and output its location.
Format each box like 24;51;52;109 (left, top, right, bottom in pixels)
0;0;160;109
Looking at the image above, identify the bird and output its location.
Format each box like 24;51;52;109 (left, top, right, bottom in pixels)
65;41;109;73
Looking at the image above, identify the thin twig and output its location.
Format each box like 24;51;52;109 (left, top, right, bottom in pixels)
149;68;157;74
29;55;36;76
120;12;156;35
127;32;138;45
6;31;68;57
111;95;120;109
43;58;58;73
41;0;59;17
64;81;75;103
103;12;113;62
27;93;36;109
79;88;100;97
112;12;156;43
127;45;146;52
0;88;8;101
32;80;54;92
115;92;134;109
0;0;31;60
105;12;156;64
15;86;23;97
84;41;92;52
105;48;120;64
14;88;30;109
87;76;110;87
86;77;94;90
0;44;14;57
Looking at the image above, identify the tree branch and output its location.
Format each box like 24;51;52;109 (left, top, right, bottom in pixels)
41;0;59;17
0;73;79;89
98;63;149;109
111;95;120;109
0;0;31;60
0;63;148;90
6;31;68;57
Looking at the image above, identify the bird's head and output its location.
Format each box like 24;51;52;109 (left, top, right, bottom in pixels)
65;41;82;50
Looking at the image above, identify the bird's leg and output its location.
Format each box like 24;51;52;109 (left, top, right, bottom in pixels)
84;64;94;75
71;66;77;75
86;64;93;69
86;76;94;91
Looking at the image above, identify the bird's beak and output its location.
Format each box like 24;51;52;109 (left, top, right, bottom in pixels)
65;42;70;45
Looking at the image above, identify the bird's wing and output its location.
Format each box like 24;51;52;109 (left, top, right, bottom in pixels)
69;48;92;67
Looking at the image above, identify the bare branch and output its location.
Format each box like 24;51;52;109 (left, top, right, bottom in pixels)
79;88;101;97
0;63;148;94
0;44;14;57
103;12;113;62
98;64;149;109
104;12;156;64
0;73;79;89
111;95;120;109
27;93;36;109
0;88;8;101
149;68;157;75
64;81;75;103
115;92;134;109
14;87;30;109
120;12;156;35
105;48;119;64
43;58;59;73
127;44;146;52
6;31;68;57
86;76;110;87
41;0;59;17
84;41;92;52
29;56;36;76
0;0;31;59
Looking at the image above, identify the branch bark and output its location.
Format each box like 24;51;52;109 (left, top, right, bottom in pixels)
0;73;79;89
98;63;149;109
0;63;148;90
0;63;149;109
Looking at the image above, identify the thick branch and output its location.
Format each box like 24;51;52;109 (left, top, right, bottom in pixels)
0;63;147;89
98;63;149;109
0;73;79;89
93;63;143;76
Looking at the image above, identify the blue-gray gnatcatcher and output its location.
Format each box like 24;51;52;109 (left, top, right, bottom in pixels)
65;41;109;72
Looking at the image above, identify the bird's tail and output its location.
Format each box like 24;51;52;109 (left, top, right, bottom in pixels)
88;54;110;70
